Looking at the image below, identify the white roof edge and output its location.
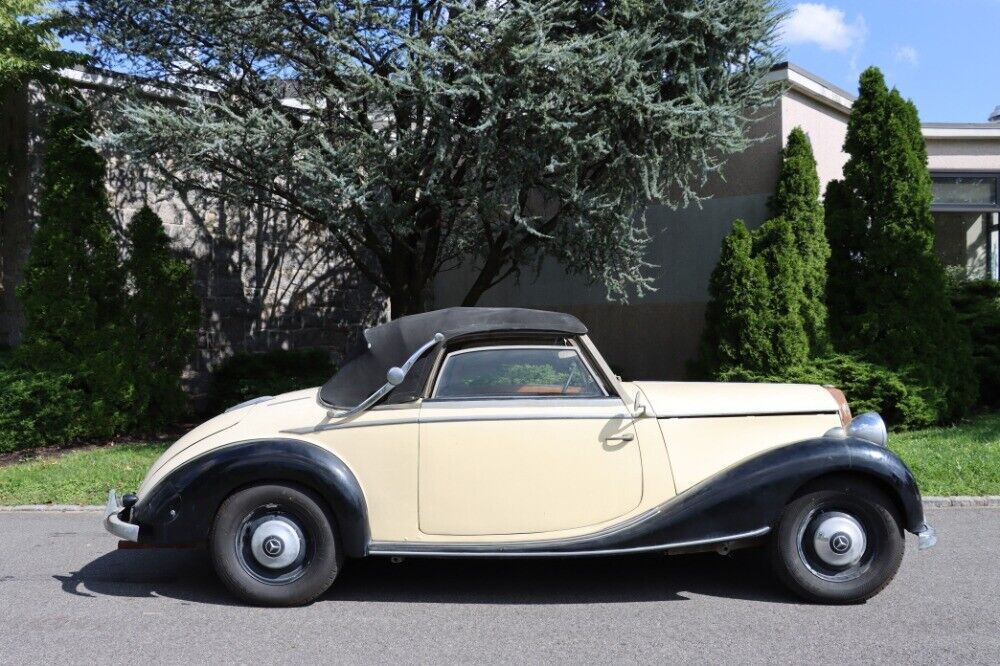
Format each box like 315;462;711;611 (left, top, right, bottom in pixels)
766;65;854;115
922;126;1000;139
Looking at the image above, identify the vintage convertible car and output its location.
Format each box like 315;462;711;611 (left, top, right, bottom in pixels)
105;307;936;606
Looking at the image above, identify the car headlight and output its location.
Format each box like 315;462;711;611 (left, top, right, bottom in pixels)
845;412;888;448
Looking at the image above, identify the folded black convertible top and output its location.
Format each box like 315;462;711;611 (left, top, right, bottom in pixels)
319;307;587;408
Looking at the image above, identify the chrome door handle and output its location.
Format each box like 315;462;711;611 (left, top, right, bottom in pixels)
604;432;634;442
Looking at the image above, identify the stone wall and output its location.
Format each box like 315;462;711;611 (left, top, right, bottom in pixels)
0;80;383;401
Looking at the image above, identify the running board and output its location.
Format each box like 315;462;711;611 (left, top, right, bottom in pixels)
367;526;771;558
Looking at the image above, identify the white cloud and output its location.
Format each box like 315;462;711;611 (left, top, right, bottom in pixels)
894;45;919;65
782;3;867;53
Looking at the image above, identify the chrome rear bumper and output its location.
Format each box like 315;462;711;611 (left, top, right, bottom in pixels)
916;522;937;550
104;489;139;542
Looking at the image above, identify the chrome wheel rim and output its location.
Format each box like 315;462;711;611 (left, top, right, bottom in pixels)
796;508;873;582
235;506;312;585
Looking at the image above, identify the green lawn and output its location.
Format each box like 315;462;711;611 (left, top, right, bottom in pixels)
0;442;168;505
0;413;998;505
890;412;1000;496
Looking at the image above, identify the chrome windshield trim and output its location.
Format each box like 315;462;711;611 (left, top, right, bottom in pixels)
431;344;608;399
317;332;444;420
421;397;624;408
367;527;771;558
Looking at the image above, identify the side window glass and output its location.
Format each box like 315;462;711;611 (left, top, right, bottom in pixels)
434;347;604;399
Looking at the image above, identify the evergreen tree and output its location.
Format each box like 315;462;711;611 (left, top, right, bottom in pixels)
769;127;829;352
698;221;773;374
754;216;809;368
16;94;132;432
124;206;200;426
825;67;975;419
77;0;784;316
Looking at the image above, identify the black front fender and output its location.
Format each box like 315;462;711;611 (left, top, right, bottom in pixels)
643;434;926;545
131;439;370;557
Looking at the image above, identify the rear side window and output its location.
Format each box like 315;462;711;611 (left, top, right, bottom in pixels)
433;346;605;399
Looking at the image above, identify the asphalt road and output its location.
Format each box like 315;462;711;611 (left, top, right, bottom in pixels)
1;508;997;665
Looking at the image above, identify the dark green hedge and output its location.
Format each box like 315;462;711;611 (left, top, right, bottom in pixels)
0;366;100;453
951;278;1000;408
720;353;939;430
209;349;336;414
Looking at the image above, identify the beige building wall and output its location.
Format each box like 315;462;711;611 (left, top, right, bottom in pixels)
781;89;850;194
434;108;785;380
926;135;1000;172
436;65;1000;381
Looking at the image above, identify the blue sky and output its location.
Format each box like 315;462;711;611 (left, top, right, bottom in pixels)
62;1;997;124
780;1;1000;123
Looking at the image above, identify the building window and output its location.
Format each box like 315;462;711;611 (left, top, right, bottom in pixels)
931;175;998;208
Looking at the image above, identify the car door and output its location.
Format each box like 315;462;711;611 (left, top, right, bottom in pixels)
418;344;642;537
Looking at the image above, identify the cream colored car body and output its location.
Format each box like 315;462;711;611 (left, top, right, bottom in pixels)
139;336;841;546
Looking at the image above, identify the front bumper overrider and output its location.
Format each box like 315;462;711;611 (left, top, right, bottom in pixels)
916;522;938;550
103;489;139;542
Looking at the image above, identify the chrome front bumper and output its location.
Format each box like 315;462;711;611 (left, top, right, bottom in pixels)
916;522;937;550
104;489;139;542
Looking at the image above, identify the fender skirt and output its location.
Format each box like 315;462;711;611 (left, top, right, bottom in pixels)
369;435;926;556
130;439;369;557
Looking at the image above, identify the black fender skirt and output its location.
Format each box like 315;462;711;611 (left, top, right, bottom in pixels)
130;439;369;558
369;435;926;556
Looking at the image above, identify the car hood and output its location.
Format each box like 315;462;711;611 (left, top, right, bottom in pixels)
629;381;839;418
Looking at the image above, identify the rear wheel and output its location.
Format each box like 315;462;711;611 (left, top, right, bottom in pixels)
770;479;904;603
210;483;340;606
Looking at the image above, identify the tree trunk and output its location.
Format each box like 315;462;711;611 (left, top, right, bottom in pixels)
461;235;514;307
386;276;431;320
0;83;35;349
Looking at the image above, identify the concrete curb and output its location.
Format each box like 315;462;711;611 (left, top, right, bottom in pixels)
0;504;103;512
1;497;1000;513
922;496;1000;508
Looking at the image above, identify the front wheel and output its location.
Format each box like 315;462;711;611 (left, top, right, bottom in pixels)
210;483;340;606
770;479;904;603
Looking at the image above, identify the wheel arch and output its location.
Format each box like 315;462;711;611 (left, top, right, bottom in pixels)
763;438;926;534
788;470;908;526
131;438;370;557
639;436;926;546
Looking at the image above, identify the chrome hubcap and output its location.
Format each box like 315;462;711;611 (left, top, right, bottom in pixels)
250;518;302;569
811;512;866;567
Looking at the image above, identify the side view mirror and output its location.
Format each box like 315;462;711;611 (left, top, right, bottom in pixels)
632;392;647;418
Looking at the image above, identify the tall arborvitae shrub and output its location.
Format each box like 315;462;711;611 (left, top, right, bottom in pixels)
769;127;829;352
698;221;773;374
15;94;132;434
754;216;809;368
124;206;200;426
825;67;976;420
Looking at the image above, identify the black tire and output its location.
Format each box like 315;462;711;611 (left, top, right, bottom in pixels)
210;483;340;606
770;478;904;604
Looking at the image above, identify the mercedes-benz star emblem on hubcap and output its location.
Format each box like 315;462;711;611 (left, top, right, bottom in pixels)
830;532;852;554
262;536;284;557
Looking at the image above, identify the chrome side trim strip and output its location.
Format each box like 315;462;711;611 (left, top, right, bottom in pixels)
367;526;771;558
422;397;623;408
281;410;633;434
656;410;839;420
